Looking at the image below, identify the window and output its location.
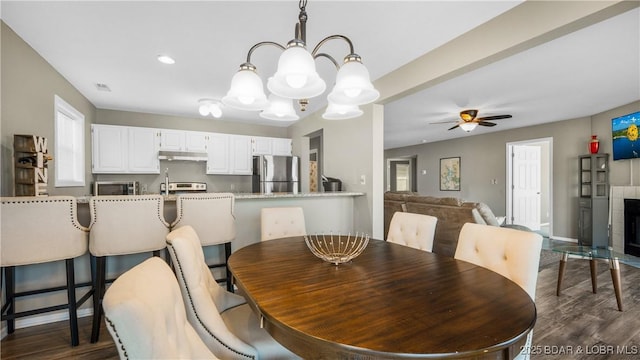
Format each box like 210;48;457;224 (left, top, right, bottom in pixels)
54;95;85;187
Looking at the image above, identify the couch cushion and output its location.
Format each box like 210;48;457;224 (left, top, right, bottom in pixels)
463;202;501;226
407;196;463;207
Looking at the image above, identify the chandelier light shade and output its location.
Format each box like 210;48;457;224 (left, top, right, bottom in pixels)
260;94;300;121
327;57;379;105
267;40;327;99
322;101;363;120
222;65;269;110
198;99;223;118
223;0;378;120
459;122;478;132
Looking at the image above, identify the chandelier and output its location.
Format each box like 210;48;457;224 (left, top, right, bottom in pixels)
222;0;379;121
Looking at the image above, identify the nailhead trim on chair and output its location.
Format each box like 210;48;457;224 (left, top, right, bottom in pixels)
89;195;168;227
1;197;88;232
172;193;236;229
168;245;255;360
105;316;129;360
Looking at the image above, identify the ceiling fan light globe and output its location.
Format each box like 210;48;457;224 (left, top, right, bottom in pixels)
459;122;478;132
328;61;379;105
222;68;268;110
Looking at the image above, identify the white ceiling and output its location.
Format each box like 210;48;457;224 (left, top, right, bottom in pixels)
2;1;639;150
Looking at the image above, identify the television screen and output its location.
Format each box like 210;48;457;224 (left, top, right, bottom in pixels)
612;110;640;160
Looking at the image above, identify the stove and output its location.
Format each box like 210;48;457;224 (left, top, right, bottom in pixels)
160;182;207;195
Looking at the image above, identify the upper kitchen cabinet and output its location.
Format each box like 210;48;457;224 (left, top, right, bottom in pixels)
251;137;292;156
159;129;208;152
92;124;160;174
230;135;253;175
207;134;252;175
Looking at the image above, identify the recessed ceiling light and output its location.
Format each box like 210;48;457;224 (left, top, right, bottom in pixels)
157;55;175;65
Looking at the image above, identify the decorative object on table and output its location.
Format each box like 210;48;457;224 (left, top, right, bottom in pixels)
304;233;369;265
221;0;379;121
439;157;460;191
589;135;600;154
14;134;52;196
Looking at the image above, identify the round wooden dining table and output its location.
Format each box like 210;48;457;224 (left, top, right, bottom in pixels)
228;237;536;359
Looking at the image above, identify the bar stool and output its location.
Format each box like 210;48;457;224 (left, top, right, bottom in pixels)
170;193;236;292
88;194;169;343
260;206;307;241
1;196;90;346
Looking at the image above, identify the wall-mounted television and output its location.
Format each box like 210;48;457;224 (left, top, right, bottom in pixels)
612;110;640;160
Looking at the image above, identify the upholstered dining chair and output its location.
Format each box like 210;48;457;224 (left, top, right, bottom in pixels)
88;194;170;343
1;196;90;346
386;212;438;252
455;222;543;360
260;207;307;241
170;193;236;291
166;225;301;359
102;257;219;360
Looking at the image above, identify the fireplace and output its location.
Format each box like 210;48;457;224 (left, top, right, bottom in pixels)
624;198;640;256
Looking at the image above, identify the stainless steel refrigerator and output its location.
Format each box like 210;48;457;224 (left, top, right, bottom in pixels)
252;155;299;194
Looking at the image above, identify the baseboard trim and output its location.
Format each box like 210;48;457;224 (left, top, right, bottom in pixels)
0;308;93;340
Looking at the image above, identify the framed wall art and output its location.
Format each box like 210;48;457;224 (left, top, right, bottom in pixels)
440;157;460;191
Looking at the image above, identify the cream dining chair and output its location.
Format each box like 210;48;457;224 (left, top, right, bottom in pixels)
102;257;219;360
170;193;236;291
260;207;307;241
386;212;438;252
88;194;170;343
1;196;90;347
455;222;543;360
166;225;300;359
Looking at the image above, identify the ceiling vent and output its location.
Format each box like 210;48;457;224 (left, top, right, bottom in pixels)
96;83;111;92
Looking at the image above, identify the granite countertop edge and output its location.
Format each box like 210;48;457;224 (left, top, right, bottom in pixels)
75;192;365;203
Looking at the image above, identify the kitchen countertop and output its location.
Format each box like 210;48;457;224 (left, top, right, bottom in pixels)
76;192;364;203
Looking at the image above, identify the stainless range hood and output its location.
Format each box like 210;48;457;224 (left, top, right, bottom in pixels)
158;151;208;162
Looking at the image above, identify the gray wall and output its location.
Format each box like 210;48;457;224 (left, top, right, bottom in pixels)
1;22;96;197
384;100;640;239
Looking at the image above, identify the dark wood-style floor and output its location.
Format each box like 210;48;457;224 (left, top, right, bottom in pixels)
1;253;639;359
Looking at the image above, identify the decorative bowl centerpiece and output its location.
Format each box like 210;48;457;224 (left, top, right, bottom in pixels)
304;233;370;265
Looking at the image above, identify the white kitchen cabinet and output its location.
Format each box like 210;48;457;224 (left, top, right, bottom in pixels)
91;124;160;174
272;138;292;156
128;127;160;173
160;129;208;152
185;131;208;152
206;133;230;174
251;136;292;156
251;136;272;155
207;134;252;175
230;135;253;175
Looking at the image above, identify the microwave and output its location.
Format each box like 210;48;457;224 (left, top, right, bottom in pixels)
93;181;139;196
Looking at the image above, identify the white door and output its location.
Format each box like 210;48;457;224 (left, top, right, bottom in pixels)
229;135;253;175
159;129;184;151
185;131;208;152
206;133;230;174
511;145;541;230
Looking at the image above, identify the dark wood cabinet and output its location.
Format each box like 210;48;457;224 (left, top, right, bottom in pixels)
578;154;609;248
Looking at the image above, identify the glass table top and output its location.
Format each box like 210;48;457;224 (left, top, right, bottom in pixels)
551;245;629;261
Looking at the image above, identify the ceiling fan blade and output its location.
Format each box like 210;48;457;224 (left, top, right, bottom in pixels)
448;124;460;131
477;114;512;121
430;120;458;124
478;121;497;127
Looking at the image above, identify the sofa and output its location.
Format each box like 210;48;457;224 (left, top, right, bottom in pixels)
384;192;529;258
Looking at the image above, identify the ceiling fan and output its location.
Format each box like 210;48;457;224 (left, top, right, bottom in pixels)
433;109;512;132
